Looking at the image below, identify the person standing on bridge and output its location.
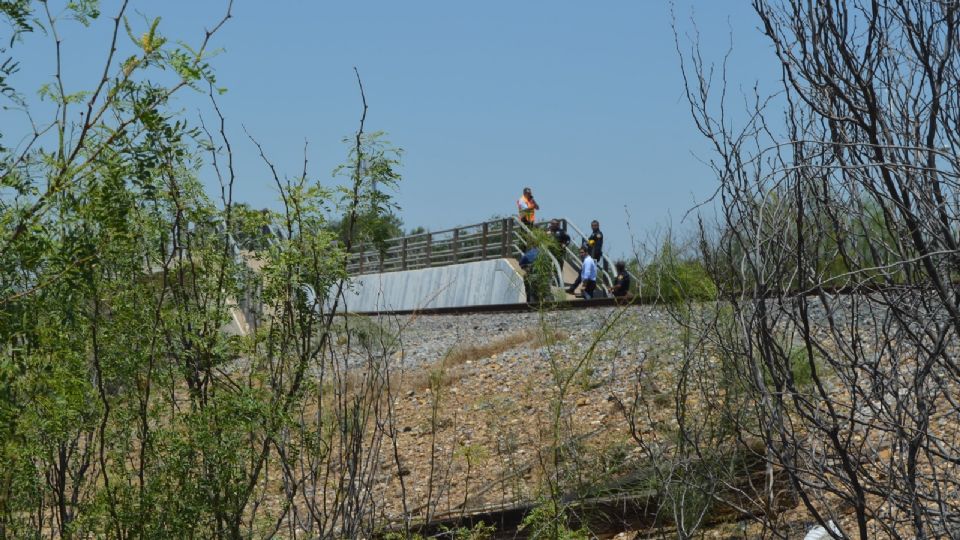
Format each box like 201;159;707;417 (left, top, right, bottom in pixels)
586;220;603;261
566;246;597;299
586;219;609;275
517;187;540;225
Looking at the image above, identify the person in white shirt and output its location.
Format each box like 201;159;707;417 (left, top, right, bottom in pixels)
517;187;540;225
566;247;597;299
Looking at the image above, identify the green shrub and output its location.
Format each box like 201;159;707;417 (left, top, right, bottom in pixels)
639;238;717;303
519;499;589;540
444;521;496;540
522;228;561;305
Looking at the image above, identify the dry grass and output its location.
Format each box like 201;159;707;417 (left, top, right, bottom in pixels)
400;326;568;393
445;327;567;369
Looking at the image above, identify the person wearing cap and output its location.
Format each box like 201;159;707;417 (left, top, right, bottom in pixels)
517;187;540;225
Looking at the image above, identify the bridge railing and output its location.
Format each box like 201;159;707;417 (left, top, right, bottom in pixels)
346;218;524;275
347;217;633;292
203;216;637;318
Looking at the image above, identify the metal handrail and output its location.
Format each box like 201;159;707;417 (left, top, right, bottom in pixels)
561;220;617;286
345;217;632;294
346;217;519;275
510;217;566;289
563;223;637;292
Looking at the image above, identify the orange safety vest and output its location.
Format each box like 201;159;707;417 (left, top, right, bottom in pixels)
517;195;536;223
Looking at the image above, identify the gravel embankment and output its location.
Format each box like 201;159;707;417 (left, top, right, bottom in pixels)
374;306;679;370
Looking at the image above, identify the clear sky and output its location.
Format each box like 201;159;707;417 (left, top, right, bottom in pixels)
7;1;780;259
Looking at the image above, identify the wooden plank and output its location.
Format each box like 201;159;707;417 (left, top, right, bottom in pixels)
425;234;432;268
500;219;508;257
452;229;459;263
346;217;535;275
481;222;488;259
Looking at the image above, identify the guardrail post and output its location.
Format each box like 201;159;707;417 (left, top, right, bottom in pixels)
401;237;408;270
481;222;488;259
426;234;432;267
501;219;509;256
358;242;364;274
452;229;459;263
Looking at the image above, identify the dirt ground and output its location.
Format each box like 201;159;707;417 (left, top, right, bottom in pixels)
367;306;782;538
360;304;960;539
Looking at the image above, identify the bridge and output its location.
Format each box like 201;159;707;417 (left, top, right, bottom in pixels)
339;217;625;312
216;216;633;330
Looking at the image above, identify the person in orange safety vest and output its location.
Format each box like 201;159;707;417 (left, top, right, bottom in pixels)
517;187;540;225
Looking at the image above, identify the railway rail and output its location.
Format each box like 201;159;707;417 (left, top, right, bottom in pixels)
350;295;638;317
349;281;928;317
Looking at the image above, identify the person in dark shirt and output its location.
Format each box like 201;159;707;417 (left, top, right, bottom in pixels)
610;260;631;297
547;219;570;260
587;220;603;261
586;219;608;275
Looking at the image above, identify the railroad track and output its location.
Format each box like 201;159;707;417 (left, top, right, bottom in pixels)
352;295;639;316
350;281;936;317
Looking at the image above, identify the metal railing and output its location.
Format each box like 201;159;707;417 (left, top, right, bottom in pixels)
558;220;616;287
531;219;642;291
344;216;641;291
346;218;568;288
346;218;525;274
512;219;566;289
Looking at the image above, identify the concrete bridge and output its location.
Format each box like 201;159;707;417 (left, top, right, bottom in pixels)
338;217;620;312
218;216;628;332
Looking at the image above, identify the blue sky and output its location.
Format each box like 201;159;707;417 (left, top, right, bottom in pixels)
7;1;780;259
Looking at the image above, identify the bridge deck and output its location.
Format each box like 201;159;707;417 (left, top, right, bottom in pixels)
346;217;625;290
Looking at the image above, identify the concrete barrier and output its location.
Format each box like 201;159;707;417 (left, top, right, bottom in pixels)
334;258;526;313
